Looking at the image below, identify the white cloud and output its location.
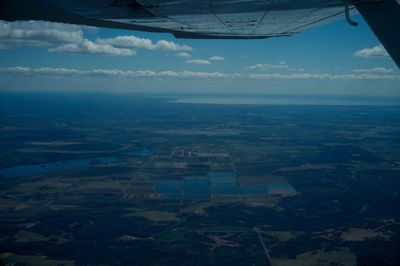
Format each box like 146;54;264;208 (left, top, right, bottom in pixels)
186;59;211;65
1;66;399;81
246;63;289;70
49;39;136;56
176;52;192;58
209;56;224;61
352;67;393;74
155;40;192;52
354;44;389;58
96;36;192;52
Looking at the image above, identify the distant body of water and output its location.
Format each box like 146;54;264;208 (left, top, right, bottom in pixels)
170;95;400;106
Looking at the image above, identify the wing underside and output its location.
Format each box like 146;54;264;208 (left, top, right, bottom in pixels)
107;0;346;39
1;0;346;39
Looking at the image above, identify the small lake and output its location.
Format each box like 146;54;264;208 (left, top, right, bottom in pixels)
208;171;236;184
240;184;267;196
128;147;151;157
267;183;296;194
155;176;211;200
184;176;209;194
183;193;209;200
155;179;183;200
183;176;209;200
212;183;239;195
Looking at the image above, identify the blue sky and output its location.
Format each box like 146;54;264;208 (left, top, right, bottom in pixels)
0;13;399;96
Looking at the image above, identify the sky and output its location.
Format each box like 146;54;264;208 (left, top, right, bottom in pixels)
0;13;399;96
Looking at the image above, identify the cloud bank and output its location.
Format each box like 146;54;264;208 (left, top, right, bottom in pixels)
0;20;84;48
0;20;192;56
1;66;399;81
48;39;136;56
96;36;192;52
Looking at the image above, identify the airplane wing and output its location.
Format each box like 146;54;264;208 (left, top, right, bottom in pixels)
1;0;399;67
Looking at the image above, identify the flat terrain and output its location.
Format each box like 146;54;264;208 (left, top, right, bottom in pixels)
0;93;400;265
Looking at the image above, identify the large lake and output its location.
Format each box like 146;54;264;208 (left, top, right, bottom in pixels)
0;157;119;178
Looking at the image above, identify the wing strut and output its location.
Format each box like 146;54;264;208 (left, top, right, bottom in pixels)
356;0;400;68
344;0;358;26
